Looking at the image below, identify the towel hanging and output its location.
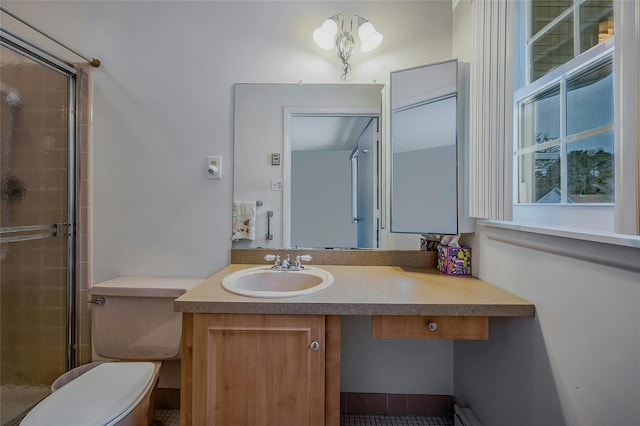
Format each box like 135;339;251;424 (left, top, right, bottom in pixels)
232;201;257;241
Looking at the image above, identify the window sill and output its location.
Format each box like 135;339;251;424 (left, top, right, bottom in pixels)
478;220;640;274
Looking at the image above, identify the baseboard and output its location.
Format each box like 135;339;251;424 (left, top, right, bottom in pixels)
149;389;453;417
341;392;454;417
154;388;181;409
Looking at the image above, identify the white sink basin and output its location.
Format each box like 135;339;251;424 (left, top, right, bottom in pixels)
221;266;334;298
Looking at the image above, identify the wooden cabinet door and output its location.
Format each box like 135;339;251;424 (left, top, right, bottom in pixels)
192;314;325;426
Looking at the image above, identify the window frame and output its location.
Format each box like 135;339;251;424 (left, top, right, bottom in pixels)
512;0;616;231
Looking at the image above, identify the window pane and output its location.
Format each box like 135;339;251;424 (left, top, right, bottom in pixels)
531;0;573;36
519;84;561;149
531;15;574;81
518;146;561;203
566;132;614;203
566;59;613;136
580;0;614;53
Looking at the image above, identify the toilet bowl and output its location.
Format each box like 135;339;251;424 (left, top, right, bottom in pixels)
20;277;202;426
21;362;161;426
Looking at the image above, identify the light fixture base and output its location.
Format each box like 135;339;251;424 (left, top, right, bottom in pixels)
312;13;383;80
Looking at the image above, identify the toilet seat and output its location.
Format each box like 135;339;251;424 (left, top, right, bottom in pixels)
21;362;157;426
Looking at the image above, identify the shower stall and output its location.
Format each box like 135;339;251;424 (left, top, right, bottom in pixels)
0;36;78;423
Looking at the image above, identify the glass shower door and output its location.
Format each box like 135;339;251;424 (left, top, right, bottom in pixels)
0;44;75;423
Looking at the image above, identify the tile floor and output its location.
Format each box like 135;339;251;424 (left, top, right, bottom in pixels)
155;409;180;425
341;415;453;425
154;410;453;426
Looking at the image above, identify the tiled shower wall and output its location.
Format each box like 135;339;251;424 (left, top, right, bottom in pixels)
0;57;93;392
1;57;69;387
76;65;93;366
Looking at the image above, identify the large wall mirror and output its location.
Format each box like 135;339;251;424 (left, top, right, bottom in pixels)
390;59;465;235
233;84;383;249
233;62;469;250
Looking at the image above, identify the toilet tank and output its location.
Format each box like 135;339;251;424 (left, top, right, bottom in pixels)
89;277;202;360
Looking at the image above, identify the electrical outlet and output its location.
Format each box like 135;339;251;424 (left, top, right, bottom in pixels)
271;178;283;191
207;156;221;179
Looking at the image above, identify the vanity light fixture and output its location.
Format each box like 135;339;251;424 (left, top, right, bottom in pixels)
313;14;383;79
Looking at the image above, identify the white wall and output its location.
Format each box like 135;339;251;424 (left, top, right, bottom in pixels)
4;0;455;395
4;0;453;280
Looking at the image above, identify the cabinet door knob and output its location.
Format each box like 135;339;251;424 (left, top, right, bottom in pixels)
427;321;438;332
309;340;320;351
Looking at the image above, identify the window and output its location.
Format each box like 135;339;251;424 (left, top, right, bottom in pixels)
517;56;613;204
514;0;615;229
528;0;614;83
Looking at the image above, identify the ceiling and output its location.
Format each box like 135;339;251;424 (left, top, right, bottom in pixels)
290;116;374;152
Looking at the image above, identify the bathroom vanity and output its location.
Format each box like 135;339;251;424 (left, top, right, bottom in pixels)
175;253;534;426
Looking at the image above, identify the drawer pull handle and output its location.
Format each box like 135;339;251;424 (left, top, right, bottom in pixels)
427;321;438;332
309;340;320;351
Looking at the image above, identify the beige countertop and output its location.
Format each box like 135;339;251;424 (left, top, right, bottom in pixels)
174;264;535;317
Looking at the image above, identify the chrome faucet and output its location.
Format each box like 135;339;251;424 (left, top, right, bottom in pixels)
264;254;312;271
292;255;312;270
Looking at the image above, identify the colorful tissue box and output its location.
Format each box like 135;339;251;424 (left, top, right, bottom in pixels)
420;236;440;251
437;244;472;275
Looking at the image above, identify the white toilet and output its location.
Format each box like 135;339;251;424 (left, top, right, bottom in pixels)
21;277;202;426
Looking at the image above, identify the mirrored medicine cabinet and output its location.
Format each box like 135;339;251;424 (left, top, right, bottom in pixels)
390;59;472;235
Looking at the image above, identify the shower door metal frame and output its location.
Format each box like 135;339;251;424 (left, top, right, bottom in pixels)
0;30;78;371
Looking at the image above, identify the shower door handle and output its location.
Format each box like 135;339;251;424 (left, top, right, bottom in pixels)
0;222;73;243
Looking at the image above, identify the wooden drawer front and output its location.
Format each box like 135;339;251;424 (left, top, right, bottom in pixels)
371;316;488;340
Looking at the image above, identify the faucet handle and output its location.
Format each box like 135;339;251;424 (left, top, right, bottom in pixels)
293;254;312;270
264;254;281;264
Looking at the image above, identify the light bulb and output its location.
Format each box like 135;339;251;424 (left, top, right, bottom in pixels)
313;18;339;50
358;21;383;52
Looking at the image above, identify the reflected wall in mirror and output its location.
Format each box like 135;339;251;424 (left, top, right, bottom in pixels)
392;96;457;233
290;115;380;248
390;59;473;235
233;84;383;249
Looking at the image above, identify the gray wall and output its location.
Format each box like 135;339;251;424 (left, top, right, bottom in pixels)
392;145;457;234
291;150;355;248
454;227;640;425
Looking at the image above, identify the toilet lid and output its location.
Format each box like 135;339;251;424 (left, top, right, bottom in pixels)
21;362;156;426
